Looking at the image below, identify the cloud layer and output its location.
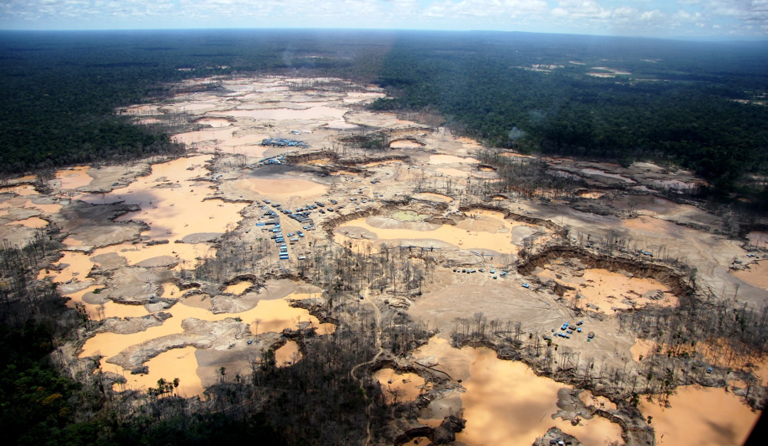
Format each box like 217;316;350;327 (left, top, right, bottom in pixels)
1;0;766;38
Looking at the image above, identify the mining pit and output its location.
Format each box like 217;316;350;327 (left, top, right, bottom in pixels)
3;75;766;445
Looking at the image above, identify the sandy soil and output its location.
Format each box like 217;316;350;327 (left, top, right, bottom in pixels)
409;269;567;341
403;437;430;446
194;117;232;127
428;155;478;165
233;177;328;199
210;106;346;122
390;140;425;149
412;192;453;203
630;338;657;362
746;231;768;249
4;73;761;431
580;168;634;184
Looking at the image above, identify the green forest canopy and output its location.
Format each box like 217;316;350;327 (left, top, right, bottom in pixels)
1;29;767;195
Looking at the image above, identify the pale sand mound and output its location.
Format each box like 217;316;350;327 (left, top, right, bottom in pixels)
455;215;508;233
429;154;478;164
135;255;180;268
335;226;378;240
180;232;223;244
233;177;328;197
366;216;440;232
435;167;471;177
413;192;453;203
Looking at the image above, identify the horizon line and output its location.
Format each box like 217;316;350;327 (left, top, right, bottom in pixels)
1;27;767;44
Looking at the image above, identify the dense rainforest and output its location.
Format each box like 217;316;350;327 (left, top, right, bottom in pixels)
371;32;768;195
0;30;390;173
2;29;767;197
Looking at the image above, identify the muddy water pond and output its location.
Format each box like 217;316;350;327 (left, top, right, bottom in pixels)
80;293;334;396
733;260;768;291
275;340;302;367
640;386;759;445
7;216;48;228
65;285;150;320
126;346;203;397
537;266;676;314
335;211;535;254
413;339;624;445
56;166;92;190
0;198;62;214
71;156;245;243
224;280;253;295
373;369;428;403
38;251;94;284
435;167;473;177
91;242;215;269
0;184;38;196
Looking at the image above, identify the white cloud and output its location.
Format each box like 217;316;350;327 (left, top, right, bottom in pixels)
0;0;766;37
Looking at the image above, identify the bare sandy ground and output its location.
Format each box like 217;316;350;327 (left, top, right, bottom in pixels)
1;74;763;437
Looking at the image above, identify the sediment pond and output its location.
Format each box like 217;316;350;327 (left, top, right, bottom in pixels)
414;339;625;446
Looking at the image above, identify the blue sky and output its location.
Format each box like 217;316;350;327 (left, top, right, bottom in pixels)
1;0;766;39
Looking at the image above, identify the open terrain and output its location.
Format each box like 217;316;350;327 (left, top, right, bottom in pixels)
2;75;767;446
